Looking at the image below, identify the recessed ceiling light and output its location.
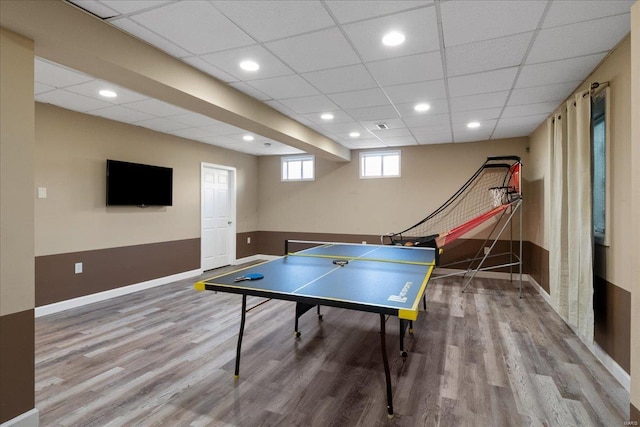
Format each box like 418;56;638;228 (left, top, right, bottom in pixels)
320;113;334;120
349;132;361;138
467;121;481;129
99;89;117;98
382;31;405;47
239;60;259;71
414;103;430;112
243;135;254;141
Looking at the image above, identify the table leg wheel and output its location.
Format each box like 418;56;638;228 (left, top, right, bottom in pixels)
401;351;408;358
408;328;414;335
295;331;301;338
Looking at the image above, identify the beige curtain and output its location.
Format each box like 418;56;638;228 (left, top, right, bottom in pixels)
548;92;594;342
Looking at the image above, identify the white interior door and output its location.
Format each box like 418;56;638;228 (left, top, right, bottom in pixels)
201;163;235;271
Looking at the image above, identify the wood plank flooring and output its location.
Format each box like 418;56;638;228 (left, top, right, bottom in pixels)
35;266;629;426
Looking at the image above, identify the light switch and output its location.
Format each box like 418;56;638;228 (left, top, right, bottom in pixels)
75;262;83;274
37;187;47;199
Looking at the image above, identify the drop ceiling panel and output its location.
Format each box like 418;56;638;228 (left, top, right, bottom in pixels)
70;0;118;18
508;81;581;106
446;32;533;76
181;57;239;83
382;80;447;104
450;91;510;112
501;102;558;119
542;0;635;28
516;53;607;88
403;113;451;128
440;0;547;47
36;89;112;112
451;108;503;124
301;64;378;94
100;1;172;15
366;51;443;86
278;95;340;115
248;75;320;99
136;117;190;133
303;110;354;125
341;7;440;62
111;18;192;58
265;28;361;74
123;99;190;117
130;2;254;54
90;105;156;123
64;80;148;104
328;88;390;110
228;82;272;101
34;59;92;88
447;67;518;98
212;1;335;42
527;14;630;64
345;105;399;121
325;1;433;24
395;99;449;118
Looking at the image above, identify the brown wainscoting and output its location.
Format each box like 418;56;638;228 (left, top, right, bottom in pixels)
0;309;34;423
236;231;260;259
593;275;631;374
35;238;200;306
631;402;639;423
437;238;525;274
526;241;549;293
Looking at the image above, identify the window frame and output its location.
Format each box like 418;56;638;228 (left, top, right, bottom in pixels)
591;87;611;247
281;155;315;182
359;150;401;179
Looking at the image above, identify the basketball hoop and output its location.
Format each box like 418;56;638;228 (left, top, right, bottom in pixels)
490;187;508;208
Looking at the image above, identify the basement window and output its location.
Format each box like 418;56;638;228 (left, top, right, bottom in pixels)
360;150;401;179
281;155;314;181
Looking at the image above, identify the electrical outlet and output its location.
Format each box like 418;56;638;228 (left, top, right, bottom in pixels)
484;247;490;255
362;241;367;245
75;262;83;274
247;237;251;244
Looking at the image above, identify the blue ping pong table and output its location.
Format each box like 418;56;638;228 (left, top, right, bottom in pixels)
194;240;436;416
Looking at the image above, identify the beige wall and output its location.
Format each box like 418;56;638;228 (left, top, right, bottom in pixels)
630;0;639;417
258;138;528;237
0;28;35;316
35;103;259;257
527;35;633;293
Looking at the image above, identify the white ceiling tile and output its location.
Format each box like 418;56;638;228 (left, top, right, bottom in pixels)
303;110;354;125
34;59;92;88
212;1;335;42
200;44;294;81
543;0;634;28
170;127;218;139
395;98;449;117
383;80;447;104
451;108;502;124
501;102;558;119
122;99;190;117
89;105;156;123
325;1;432;24
527;15;630;64
64;80;148;104
496;113;550;130
328;88;390;110
382;136;418;146
508;81;581;106
410;126;453;144
403;113;450;128
266;28;360;73
446;32;533;76
111;18;192;58
135;117;190;133
346;105;399;121
448;67;518;97
318;121;369;136
263;100;298;117
366;51;443;86
347;139;387;149
302;64;378;94
200;122;246;136
360;118;406;131
35;82;55;95
100;0;172;15
516;53;607;88
278;95;339;114
342;7;439;62
130;2;254;54
453;123;495;143
248;75;320;99
371;127;411;138
181;57;239;83
450;91;509;112
491;127;531;140
36;89;112;112
228;82;272;101
441;0;547;47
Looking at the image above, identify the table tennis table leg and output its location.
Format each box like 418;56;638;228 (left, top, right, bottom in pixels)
379;314;394;417
234;294;247;379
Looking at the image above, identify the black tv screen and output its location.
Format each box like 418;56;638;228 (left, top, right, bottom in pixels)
106;159;173;207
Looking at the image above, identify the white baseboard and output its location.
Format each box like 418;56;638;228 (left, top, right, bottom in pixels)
527;275;630;392
1;408;39;427
433;267;530;282
35;269;202;318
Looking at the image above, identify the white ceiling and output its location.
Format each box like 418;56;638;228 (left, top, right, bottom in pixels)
34;0;634;156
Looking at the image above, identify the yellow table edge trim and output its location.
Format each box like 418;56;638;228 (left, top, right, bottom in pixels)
398;265;433;320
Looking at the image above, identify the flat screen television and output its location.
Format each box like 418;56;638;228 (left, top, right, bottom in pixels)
106;159;173;207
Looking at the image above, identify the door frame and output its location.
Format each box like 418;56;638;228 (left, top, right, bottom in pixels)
201;162;237;270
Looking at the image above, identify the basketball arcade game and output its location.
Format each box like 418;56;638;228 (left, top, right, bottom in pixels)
195;241;436;416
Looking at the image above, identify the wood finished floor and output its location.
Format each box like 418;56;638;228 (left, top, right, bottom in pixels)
35;266;629;426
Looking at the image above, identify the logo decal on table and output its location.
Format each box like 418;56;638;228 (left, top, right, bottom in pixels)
388;281;412;303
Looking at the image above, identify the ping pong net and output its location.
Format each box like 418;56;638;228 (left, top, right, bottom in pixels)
285;240;436;267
